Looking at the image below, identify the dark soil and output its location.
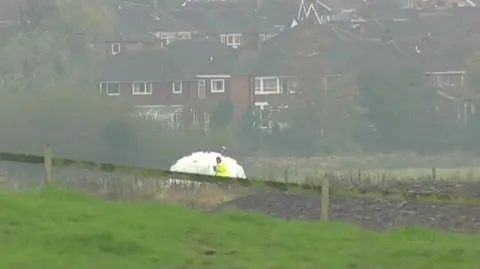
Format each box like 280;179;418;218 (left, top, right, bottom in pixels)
333;178;480;198
216;185;480;233
3;162;480;233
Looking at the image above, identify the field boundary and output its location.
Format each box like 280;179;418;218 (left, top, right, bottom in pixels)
0;145;479;218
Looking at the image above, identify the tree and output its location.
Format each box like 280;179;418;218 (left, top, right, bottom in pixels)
0;1;178;166
261;27;367;155
357;67;459;153
210;100;235;129
465;35;480;151
0;0;115;92
238;105;261;153
467;35;480;94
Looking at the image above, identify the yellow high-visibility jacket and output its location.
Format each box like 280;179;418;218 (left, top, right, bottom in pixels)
215;161;229;177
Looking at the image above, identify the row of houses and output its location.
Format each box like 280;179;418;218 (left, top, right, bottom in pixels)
96;9;480;129
1;0;479;130
101;0;480;56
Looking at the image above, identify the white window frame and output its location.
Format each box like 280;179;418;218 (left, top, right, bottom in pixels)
193;110;198;124
166;36;175;45
436;75;456;88
226;34;241;47
286;79;299;93
211;79;225;93
255;77;280;95
172;81;183;94
132;82;152;95
111;43;121;55
101;83;120;96
100;83;107;93
220;34;226;44
254;102;270;128
198;79;206;99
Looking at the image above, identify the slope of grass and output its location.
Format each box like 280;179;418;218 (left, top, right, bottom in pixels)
0;188;479;269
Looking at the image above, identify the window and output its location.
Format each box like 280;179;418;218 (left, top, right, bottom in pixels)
286;79;299;93
173;82;183;94
226;34;241;47
108;83;120;95
111;43;120;55
166;36;175;45
101;83;120;96
198;79;206;99
204;112;210;124
254;102;270;129
435;75;460;88
255;77;279;94
259;33;276;42
132;82;152;95
100;83;107;93
211;79;225;93
220;34;226;43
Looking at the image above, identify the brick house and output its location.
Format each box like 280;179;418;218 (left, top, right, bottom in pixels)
97;38;255;130
252;23;370;128
102;1;201;57
170;2;280;51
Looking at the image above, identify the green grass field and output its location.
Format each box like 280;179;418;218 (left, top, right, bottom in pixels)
1;188;479;269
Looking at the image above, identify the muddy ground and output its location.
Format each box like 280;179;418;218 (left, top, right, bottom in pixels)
1;163;480;233
215;189;480;233
212;179;480;233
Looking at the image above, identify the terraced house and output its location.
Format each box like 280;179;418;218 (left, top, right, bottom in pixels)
170;0;281;50
97;38;256;130
94;0;480;131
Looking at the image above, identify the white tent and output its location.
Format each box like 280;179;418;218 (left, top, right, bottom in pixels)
167;151;247;186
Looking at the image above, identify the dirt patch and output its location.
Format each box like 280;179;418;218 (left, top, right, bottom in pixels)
151;185;244;209
216;189;480;233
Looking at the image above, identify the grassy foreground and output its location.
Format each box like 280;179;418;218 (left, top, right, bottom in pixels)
0;189;479;269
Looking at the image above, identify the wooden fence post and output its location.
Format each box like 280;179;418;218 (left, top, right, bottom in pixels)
44;143;52;186
321;173;330;221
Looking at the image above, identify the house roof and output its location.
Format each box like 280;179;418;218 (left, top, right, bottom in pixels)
98;48;190;82
442;21;480;64
170;9;217;32
171;6;278;34
110;4;156;42
331;11;480;45
253;47;294;77
317;0;366;10
146;12;199;33
0;0;20;22
164;38;240;76
209;8;277;33
257;24;372;76
346;18;436;42
418;11;480;44
351;39;467;73
358;1;418;19
263;23;363;49
174;0;255;10
109;3;199;42
254;41;372;76
256;0;297;29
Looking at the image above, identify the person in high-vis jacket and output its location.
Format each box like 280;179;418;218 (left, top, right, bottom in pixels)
214;156;229;178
